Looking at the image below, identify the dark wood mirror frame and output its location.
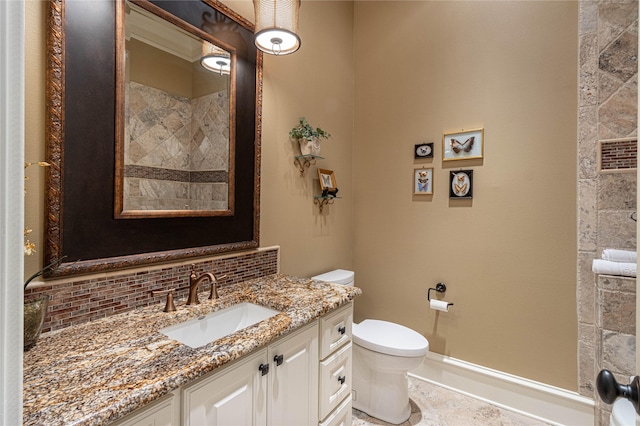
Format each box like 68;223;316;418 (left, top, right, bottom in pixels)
44;0;263;278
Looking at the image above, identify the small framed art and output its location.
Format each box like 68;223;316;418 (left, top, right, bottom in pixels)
318;168;337;191
449;170;473;198
442;128;484;161
414;143;434;159
414;167;433;195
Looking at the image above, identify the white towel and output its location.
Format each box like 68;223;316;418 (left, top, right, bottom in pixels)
602;249;637;263
592;259;636;277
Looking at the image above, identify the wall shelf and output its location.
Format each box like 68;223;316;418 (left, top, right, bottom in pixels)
294;154;324;176
314;196;341;213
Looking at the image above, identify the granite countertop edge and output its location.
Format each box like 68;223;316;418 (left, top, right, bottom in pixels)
23;273;362;426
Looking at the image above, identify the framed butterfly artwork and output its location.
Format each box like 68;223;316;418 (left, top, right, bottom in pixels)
442;128;484;161
414;143;434;159
413;167;433;195
449;170;473;198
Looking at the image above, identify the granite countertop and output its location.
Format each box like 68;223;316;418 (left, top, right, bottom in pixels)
23;274;361;426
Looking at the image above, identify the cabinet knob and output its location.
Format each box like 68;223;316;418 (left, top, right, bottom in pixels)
274;354;284;366
259;363;269;376
338;326;346;335
338;375;346;385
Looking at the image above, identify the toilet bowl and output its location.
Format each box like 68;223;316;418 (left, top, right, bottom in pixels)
312;269;429;425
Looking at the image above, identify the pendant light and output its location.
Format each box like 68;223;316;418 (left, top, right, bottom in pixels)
253;0;301;56
200;42;231;75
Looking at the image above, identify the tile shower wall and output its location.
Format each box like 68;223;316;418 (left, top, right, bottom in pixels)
124;81;229;210
24;248;278;333
577;1;637;424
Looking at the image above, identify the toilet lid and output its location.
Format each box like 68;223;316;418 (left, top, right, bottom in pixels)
312;269;354;286
352;319;429;357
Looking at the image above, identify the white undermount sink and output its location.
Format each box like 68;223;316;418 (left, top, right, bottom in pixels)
160;302;281;348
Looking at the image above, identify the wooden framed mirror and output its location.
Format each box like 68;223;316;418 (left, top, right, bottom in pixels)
116;1;237;218
44;0;263;277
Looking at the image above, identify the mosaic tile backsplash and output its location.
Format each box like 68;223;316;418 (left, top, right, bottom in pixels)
124;81;229;211
24;248;279;333
600;138;637;171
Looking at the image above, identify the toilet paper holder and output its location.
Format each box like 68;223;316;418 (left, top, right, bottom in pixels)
427;283;454;307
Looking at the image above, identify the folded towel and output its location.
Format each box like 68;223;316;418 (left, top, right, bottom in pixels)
592;259;636;277
602;249;637;263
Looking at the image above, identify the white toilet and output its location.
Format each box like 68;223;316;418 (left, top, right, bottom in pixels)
312;269;429;425
611;398;636;426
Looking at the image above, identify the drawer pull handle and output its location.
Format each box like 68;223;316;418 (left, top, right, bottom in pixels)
338;326;346;335
274;354;284;366
338;375;346;385
259;363;269;376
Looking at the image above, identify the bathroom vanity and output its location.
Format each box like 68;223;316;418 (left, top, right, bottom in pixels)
22;274;360;426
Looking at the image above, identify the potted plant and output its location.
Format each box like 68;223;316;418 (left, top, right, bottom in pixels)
289;117;331;156
23;257;66;350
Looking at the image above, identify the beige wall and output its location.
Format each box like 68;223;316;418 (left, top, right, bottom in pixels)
128;39;229;98
24;0;47;278
244;1;356;277
25;0;579;392
128;39;193;98
352;1;578;390
220;1;356;278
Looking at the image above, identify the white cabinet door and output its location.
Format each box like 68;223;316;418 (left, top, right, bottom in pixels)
183;349;268;426
268;322;319;426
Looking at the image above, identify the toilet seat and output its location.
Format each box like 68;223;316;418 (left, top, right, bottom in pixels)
353;319;429;357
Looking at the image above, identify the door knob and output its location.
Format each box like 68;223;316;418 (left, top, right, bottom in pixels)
596;369;640;414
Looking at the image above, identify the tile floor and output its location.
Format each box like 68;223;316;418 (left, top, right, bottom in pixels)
352;376;552;426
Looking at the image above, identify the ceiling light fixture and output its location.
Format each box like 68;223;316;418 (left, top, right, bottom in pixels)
200;42;231;75
253;0;301;56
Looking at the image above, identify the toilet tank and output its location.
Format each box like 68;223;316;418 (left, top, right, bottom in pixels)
312;269;354;287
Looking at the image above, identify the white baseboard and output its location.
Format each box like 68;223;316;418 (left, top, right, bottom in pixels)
410;352;595;426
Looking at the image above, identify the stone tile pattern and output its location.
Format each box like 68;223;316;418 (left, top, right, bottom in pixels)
23;275;362;426
24;248;278;333
353;377;550;426
600;138;637;170
578;1;637;423
124;81;229;211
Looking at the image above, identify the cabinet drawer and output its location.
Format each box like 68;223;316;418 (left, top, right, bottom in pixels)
319;341;352;420
320;302;352;360
319;395;352;426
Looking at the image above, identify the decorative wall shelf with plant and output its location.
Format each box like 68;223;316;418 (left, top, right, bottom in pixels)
290;117;331;157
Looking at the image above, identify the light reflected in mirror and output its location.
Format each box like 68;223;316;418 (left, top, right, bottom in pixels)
117;1;235;218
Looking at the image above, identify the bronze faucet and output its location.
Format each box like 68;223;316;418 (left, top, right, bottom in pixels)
187;268;227;305
150;288;177;312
